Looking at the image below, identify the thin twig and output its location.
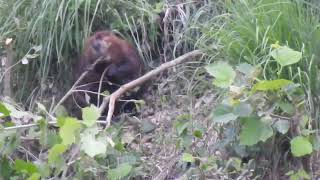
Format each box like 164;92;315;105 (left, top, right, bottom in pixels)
71;89;109;96
101;50;203;128
269;113;291;120
3;121;57;130
97;66;110;107
3;120;108;131
18;146;39;161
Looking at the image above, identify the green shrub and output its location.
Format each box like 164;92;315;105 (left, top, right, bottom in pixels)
198;0;320;176
218;0;320;126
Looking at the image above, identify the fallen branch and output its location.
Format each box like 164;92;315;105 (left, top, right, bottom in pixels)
100;50;203;128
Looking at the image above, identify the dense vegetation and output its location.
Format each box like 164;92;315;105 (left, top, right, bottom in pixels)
0;0;320;179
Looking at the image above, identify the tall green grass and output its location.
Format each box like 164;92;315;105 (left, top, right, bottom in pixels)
0;0;99;102
0;0;163;106
217;0;320;125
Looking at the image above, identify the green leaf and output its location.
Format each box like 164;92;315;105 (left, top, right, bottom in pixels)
205;62;236;88
80;127;107;157
0;157;12;179
175;121;189;136
0;102;11;118
102;90;110;96
260;124;273;142
236;63;257;78
270;46;302;67
59;117;81;145
274;120;290;134
212;105;238;123
57;116;66;127
295;169;311;179
277;102;295;115
48;144;67;165
3;121;15;127
289;173;300;180
141;120;157;133
237;63;254;74
14;160;38;175
286;169;311;180
46;131;61;148
286;170;294;176
27;173;41;180
193;130;203;139
182;153;195;163
107;163;132;180
54;105;68;117
253;79;293;92
182;135;193;148
290;136;313;157
240;117;273;146
233;103;253;117
82;105;100;127
37;164;50;178
115;143;125;152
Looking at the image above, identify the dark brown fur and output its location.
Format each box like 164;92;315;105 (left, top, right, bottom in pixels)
72;31;144;118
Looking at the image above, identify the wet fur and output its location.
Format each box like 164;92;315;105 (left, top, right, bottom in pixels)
72;31;144;118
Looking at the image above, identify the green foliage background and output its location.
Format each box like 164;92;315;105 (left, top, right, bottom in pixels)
1;0;320;179
216;0;320;124
0;0;163;103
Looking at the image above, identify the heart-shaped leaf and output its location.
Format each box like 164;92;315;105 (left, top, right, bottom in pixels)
290;136;313;157
270;46;302;67
205;62;236;88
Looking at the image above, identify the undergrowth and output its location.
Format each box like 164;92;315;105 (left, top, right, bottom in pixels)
1;0;320;179
199;0;320;178
219;0;320;124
